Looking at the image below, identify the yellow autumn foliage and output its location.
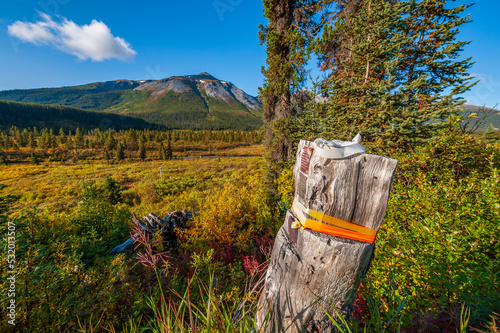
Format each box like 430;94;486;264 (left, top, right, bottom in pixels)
187;166;272;249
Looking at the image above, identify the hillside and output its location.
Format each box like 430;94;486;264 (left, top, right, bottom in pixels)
0;100;153;131
457;104;500;132
0;80;143;110
0;73;263;130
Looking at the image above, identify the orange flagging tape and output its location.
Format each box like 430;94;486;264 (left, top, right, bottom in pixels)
292;199;377;243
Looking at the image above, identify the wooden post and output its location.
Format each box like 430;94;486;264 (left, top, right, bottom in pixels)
256;139;397;332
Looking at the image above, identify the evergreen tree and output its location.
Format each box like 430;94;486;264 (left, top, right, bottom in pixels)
146;130;154;142
260;0;321;177
65;137;74;150
166;133;173;160
97;132;105;148
20;129;29;147
74;128;84;150
314;0;475;147
49;129;56;148
104;150;111;162
0;151;6;165
30;152;39;165
127;129;138;151
38;130;48;149
103;176;122;205
139;137;146;161
260;0;297;166
29;132;36;149
9;126;17;137
14;128;23;147
483;124;499;143
59;127;67;144
1;132;10;150
66;130;74;149
116;142;125;161
105;131;117;151
158;142;166;160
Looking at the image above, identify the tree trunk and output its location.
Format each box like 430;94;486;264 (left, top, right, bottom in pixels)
257;139;397;332
262;0;296;166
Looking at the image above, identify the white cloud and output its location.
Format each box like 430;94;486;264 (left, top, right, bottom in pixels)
7;13;136;61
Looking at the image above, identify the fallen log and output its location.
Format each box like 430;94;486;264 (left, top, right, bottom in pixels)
111;233;139;254
256;137;397;332
111;209;195;255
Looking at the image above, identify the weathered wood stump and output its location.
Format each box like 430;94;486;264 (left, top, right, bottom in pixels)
256;138;397;332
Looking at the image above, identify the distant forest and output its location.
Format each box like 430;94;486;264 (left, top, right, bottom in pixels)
0;99;263;131
0;81;139;110
0;100;154;132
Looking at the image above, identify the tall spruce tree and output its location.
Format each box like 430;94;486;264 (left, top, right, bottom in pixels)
116;142;125;161
127;129;139;151
139;137;146;161
20;129;29;147
314;0;475;148
260;0;321;180
28;132;35;149
74;128;84;150
105;131;116;151
58;127;67;144
166;133;173;160
158;142;166;160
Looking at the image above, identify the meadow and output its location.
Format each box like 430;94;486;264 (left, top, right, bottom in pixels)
0;126;499;332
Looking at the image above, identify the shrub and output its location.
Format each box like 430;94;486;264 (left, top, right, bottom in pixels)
103;176;123;205
154;177;198;199
185;168;273;251
368;132;500;329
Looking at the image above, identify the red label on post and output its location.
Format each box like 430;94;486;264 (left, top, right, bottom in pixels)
300;147;313;174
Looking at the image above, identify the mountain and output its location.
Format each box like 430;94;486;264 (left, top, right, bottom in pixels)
0;73;263;130
457;104;500;133
0;80;143;110
0;100;153;132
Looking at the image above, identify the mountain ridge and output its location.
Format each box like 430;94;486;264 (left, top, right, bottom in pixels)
0;73;263;130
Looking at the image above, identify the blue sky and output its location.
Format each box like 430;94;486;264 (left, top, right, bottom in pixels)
0;0;267;96
453;0;500;108
0;0;499;107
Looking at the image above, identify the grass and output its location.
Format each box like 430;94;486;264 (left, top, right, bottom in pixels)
0;129;498;332
0;155;263;219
